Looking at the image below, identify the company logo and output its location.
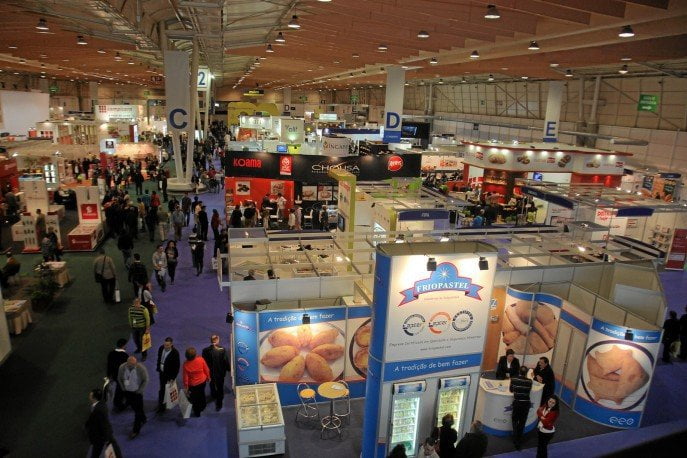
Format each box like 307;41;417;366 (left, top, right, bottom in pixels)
452;310;474;332
279;155;292;175
387;155;404;172
311;161;360;175
428;312;451;334
402;314;426;336
233;158;262;168
323;140;348;150
398;262;484;306
609;416;635;426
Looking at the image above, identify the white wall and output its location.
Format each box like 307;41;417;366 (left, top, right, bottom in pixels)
0;90;50;135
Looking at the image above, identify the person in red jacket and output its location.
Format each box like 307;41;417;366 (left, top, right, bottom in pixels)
182;347;211;417
536;395;560;458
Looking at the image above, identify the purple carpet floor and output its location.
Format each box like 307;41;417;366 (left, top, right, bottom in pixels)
108;174;238;458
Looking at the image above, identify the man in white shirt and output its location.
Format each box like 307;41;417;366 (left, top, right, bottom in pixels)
118;356;149;439
276;193;287;221
152;244;167;292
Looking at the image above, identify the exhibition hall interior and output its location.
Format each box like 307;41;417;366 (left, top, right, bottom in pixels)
1;1;687;457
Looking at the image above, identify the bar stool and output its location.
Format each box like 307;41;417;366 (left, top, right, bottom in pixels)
333;380;351;425
295;383;320;425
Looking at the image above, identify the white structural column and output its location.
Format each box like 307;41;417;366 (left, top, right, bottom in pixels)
543;81;564;142
382;66;405;143
88;82;99;110
187;39;199;182
164;50;191;185
203;75;212;140
283;87;292;113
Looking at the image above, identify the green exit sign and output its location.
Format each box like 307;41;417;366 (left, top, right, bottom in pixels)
638;94;658;112
49;85;59;94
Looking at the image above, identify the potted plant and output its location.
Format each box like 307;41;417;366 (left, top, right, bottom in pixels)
29;266;59;311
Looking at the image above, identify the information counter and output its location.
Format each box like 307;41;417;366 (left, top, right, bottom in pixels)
474;374;543;436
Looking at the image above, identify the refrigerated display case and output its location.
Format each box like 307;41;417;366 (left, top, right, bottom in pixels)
435;376;471;439
236;383;285;458
389;381;426;456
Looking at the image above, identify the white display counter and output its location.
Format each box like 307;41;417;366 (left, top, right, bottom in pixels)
236;383;285;458
474;377;543;437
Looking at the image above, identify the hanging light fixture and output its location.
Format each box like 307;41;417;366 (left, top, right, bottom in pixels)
77;35;88;45
8;45;18;50
288;15;300;29
619;65;629;74
618;25;635;38
470;50;479;59
521;75;529;79
528;41;539;50
461;77;467;83
275;32;285;43
417;30;430;39
127;58;135;65
378;44;388;52
484;4;501;19
429;57;438;65
114;52;123;61
35;18;49;31
565;69;573;77
438;78;444;84
488;74;494;81
620;56;632;61
97;48;106;54
266;44;274;53
352;53;359;58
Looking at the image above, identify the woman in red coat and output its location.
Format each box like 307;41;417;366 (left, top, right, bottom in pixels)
536;395;560;458
183;347;211;417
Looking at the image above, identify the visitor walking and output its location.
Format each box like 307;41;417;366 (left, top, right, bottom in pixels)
172;205;185;241
128;299;150;360
93;249;117;303
189;231;205;276
662;310;680;363
128;253;149;297
438;413;457;458
211;209;221;240
165;240;179;285
117;356;149;439
202;335;231;411
183;347;211;417
198;205;209;241
85;388;122;458
510;366;533;450
152;244;167;292
455;420;488;458
156;337;180;413
536;396;560;458
106;338;129;412
117;231;134;270
181;192;192;226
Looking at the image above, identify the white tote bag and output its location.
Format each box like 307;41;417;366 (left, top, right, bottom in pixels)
164;380;180;409
100;443;116;458
178;389;192;419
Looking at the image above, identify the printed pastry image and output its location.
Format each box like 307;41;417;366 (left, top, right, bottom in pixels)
585;160;601;168
349;320;372;378
516;156;530;165
488;153;507;164
259;323;345;383
585;345;649;405
501;300;557;355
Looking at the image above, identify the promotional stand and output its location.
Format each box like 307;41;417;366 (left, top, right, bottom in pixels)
67;186;103;251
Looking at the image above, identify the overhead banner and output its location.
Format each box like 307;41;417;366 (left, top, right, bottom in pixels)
224;151;421;183
543;81;563;142
164;51;190;133
322;136;351;157
382;66;405;143
573;318;660;429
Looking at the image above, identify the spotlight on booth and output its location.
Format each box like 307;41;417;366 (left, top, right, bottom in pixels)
440;233;450;242
426;257;437;272
478;257;489;271
395;234;405;243
302;313;311;325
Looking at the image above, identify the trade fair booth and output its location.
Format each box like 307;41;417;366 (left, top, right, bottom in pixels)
15;175;63;251
67;186;103;251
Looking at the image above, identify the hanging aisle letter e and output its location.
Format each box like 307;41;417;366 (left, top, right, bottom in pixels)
164;51;191;133
383;66;405;143
543;81;563;143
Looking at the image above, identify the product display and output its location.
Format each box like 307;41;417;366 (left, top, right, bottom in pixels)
235;383;285;457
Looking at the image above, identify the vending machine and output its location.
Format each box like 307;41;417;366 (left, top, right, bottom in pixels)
389;381;426;456
435;376;471;437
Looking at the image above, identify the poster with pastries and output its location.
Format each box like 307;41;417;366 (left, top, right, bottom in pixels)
257;308;347;384
317;185;333;201
498;287;562;368
573;318;660;428
302;185;317;201
345;306;372;381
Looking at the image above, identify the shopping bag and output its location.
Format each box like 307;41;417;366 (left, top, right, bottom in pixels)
178;389;192;419
670;340;681;359
114;282;121;303
142;332;152;352
100;442;116;458
211;257;218;270
164;380;180;409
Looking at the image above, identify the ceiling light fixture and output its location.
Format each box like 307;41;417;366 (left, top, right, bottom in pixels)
378;44;388;51
461;77;467;83
352;53;359;58
478;257;489;271
488;74;494;81
429;57;438;65
470;50;479;59
521;75;529;80
485;4;501;19
275;32;285;43
266;44;274;53
549;63;559;68
619;65;628;74
417;30;430;39
114;52;123;61
528;41;539;50
77;35;88;45
438;78;444;84
97;48;106;54
620;56;632;61
288;15;300;29
565;69;573;77
8;45;18;50
35;18;49;31
19;58;25;64
619;25;635;38
127;58;134;65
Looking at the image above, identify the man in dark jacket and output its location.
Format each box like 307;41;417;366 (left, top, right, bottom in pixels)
496;348;520;379
663;310;680;363
85;388;121;458
106;339;129;411
455;421;488;458
202;334;231;411
198;205;209;241
156;337;181;413
680;305;687;360
509;366;532;450
533;357;555;405
128;253;149;297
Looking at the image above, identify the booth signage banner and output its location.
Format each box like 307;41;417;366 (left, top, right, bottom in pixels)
498;288;563;368
239;115;270;130
665;228;687;270
543;81;563;142
280;118;305;144
322;137;351;157
382;254;496;371
233;310;259;385
382;66;405;143
224;151;421;182
573;318;660;429
95;105;139;122
164;51;191;133
637;94;658;112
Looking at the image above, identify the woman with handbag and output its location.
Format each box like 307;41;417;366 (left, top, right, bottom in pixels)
536;395;560;458
165;240;179;285
182;347;210;417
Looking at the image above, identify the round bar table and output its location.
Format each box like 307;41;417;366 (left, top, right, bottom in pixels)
317;381;347;439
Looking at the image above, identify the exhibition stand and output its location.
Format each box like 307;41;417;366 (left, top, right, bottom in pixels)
17;175;62;252
67;186;103;251
474;375;544;436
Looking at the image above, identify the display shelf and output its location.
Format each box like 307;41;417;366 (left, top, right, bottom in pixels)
236;383;285;458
